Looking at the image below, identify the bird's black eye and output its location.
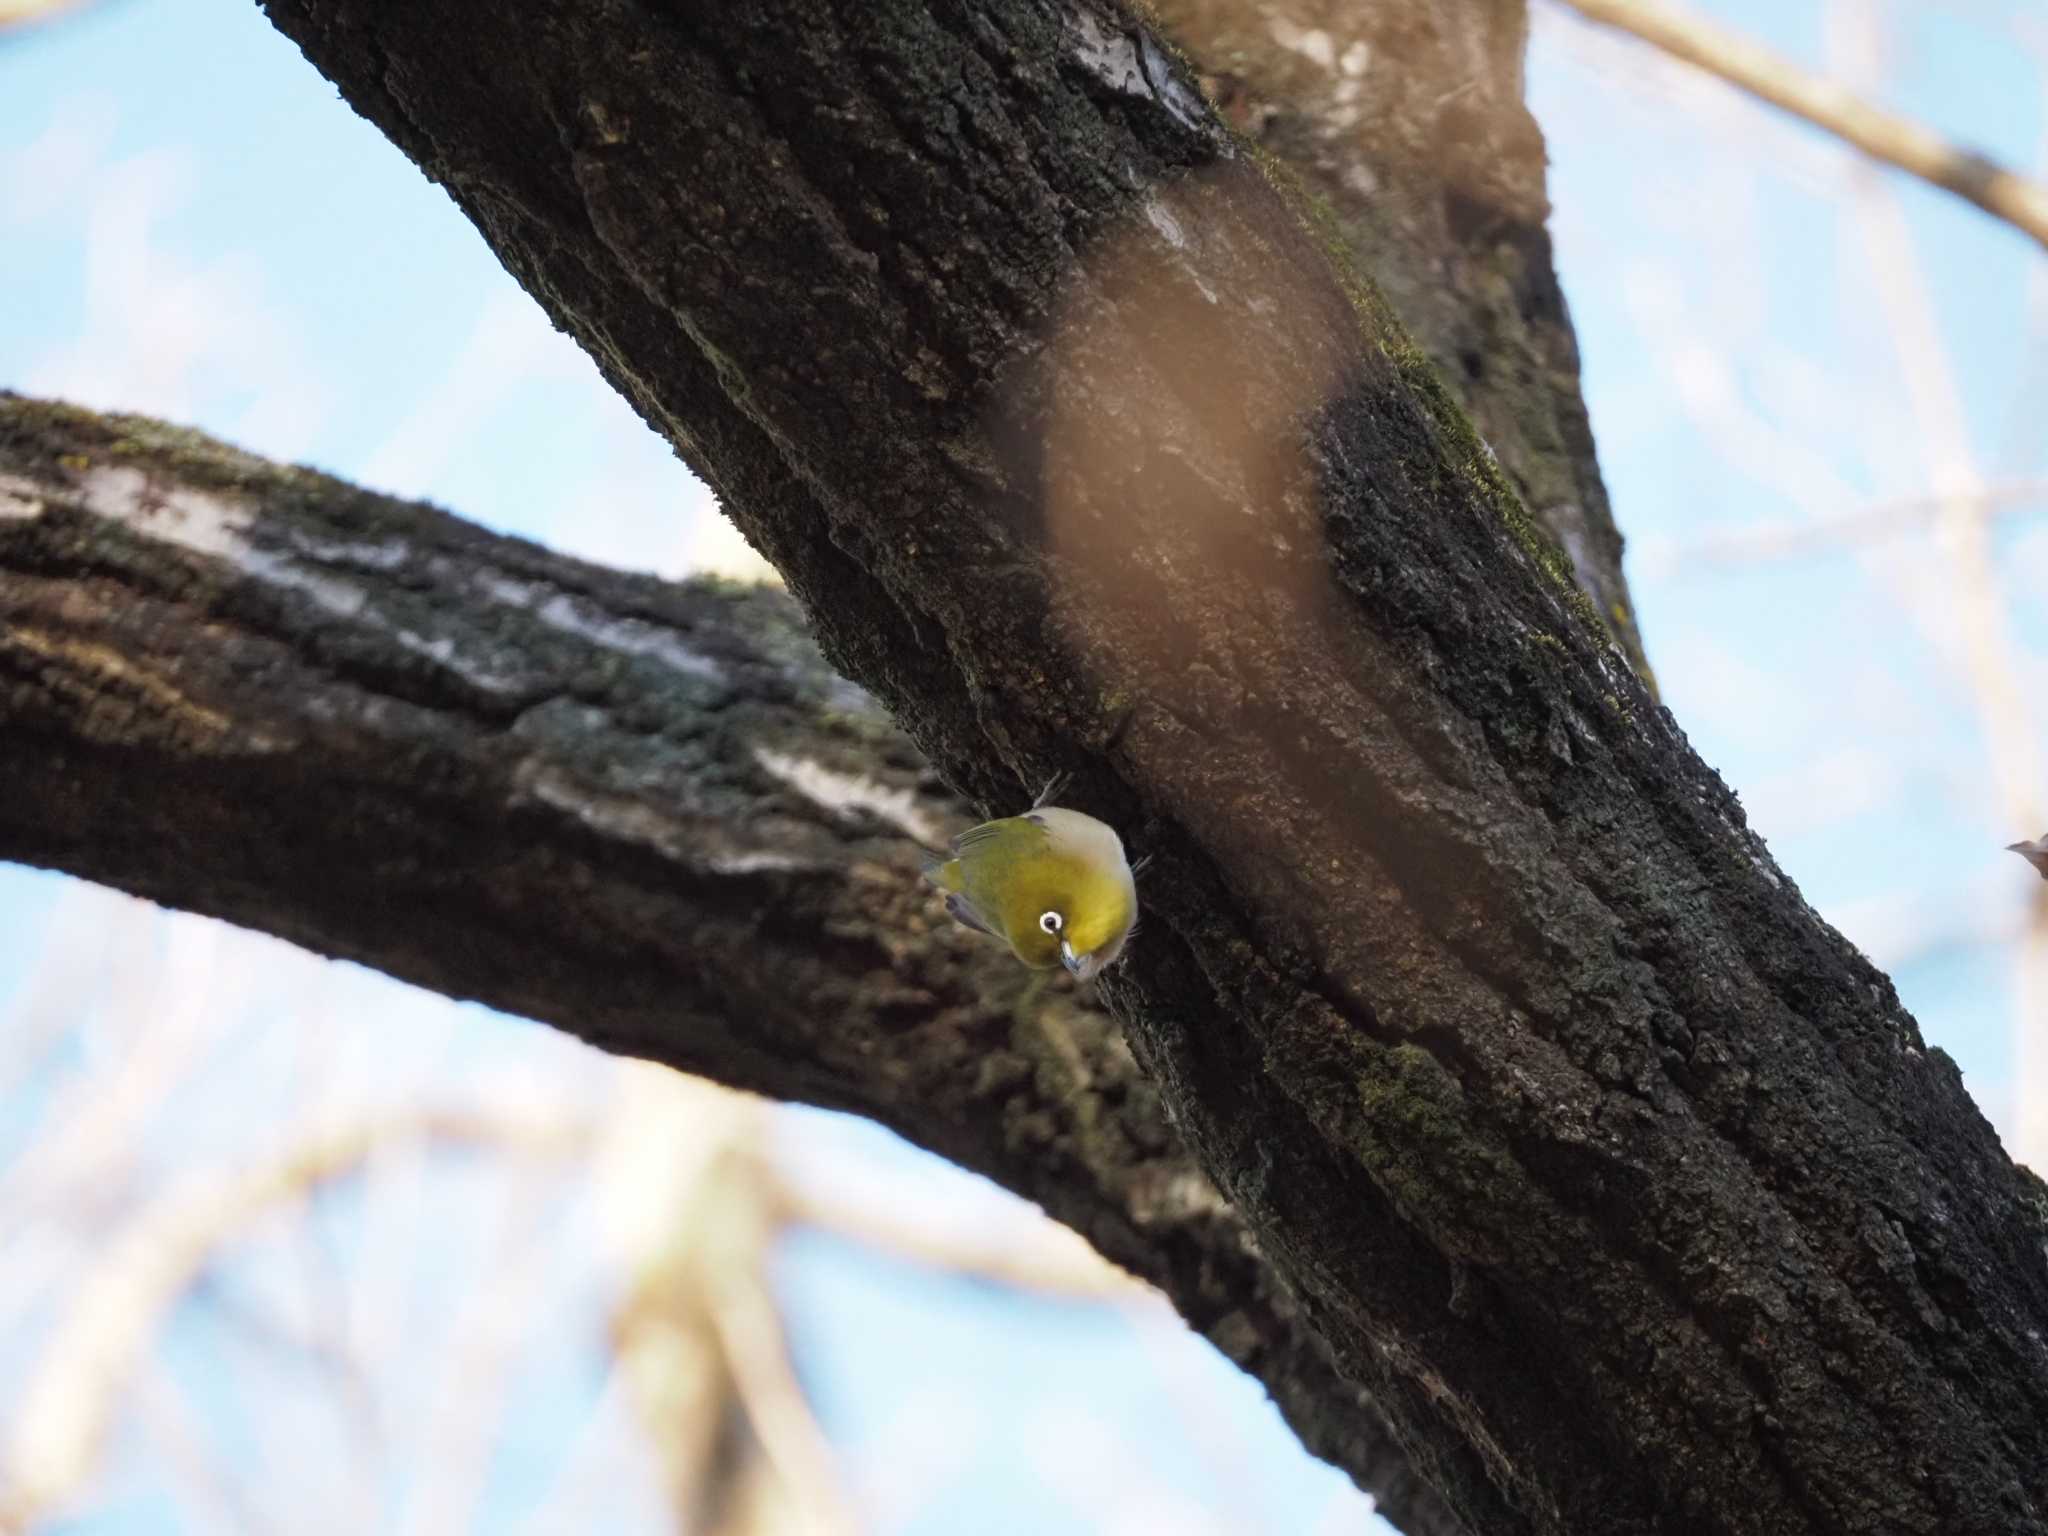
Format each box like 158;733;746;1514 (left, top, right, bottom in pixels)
1039;911;1063;936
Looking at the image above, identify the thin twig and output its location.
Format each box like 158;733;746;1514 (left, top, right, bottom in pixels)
0;1109;588;1534
394;1170;570;1536
1550;0;2048;253
1636;478;2048;574
771;1178;1148;1303
705;1265;861;1536
129;1358;280;1536
1585;1;2047;1168
1828;0;2047;1167
0;0;95;30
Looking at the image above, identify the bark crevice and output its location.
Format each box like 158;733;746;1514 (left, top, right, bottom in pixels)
7;0;2043;1530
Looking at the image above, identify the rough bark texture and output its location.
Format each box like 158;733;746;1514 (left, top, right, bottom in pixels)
233;1;2048;1532
1149;0;1650;677
0;394;1461;1536
9;0;2043;1530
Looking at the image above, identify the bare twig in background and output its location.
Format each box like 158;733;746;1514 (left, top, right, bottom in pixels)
0;884;115;1110
129;1359;280;1536
771;1181;1145;1306
1558;0;2048;1165
598;1070;860;1536
706;1254;856;1536
1637;479;2048;574
0;901;224;1225
1827;0;2048;1170
1550;0;2048;253
0;0;95;32
1992;14;2048;469
595;1064;1159;1536
395;1172;573;1536
0;1109;590;1534
512;1371;644;1536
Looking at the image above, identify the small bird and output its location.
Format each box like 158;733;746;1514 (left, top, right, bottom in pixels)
922;784;1138;981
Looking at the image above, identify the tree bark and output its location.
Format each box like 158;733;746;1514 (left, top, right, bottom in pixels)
0;394;1460;1536
20;0;2048;1529
1149;0;1650;677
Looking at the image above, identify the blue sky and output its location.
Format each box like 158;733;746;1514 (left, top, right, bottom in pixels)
1532;0;2048;1133
3;1;2045;1531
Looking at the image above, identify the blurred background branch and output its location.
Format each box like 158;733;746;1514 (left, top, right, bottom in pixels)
1633;477;2048;572
1542;0;2048;1171
0;0;95;34
1;1109;593;1533
1551;0;2048;251
3;0;2047;1531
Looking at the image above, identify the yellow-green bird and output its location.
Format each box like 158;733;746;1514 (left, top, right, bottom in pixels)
921;789;1138;981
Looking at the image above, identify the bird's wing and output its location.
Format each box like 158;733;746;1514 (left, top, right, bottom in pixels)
943;891;997;937
951;816;1047;857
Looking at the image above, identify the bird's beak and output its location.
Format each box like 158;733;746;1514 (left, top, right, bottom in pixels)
1060;940;1082;976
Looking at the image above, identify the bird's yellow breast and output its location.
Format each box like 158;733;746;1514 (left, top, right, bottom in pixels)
932;810;1136;971
964;845;1132;968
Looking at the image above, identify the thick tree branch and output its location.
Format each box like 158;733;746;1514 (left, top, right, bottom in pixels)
238;1;2048;1531
1552;0;2048;254
1155;0;1652;677
0;395;1459;1536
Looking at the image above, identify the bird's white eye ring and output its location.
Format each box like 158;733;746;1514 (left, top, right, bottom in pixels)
1039;911;1063;936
